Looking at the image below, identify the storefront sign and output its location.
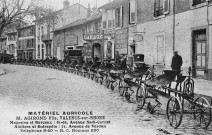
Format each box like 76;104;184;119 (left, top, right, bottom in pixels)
83;34;103;40
65;34;78;46
115;28;128;50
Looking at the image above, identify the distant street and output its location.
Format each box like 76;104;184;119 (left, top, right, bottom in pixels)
0;64;212;135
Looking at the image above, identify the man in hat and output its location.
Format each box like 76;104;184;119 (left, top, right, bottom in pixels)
171;51;183;71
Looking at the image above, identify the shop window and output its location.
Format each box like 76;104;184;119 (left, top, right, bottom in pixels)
192;0;206;6
115;6;123;27
154;0;170;17
129;0;136;24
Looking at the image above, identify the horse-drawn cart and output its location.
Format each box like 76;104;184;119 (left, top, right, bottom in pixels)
136;67;212;129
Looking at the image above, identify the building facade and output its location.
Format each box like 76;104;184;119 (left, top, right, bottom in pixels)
83;12;102;61
35;19;54;60
133;0;212;80
100;0;130;60
0;37;7;54
6;31;17;59
17;25;36;60
52;2;88;60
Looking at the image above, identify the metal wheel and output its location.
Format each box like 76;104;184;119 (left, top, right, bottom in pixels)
105;76;110;88
194;97;212;129
166;97;183;129
147;102;155;114
95;75;98;83
99;78;103;85
91;74;94;80
111;84;115;90
118;80;125;96
136;84;146;109
124;91;130;100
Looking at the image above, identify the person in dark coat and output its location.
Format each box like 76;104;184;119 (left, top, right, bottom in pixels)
171;51;183;71
170;51;183;89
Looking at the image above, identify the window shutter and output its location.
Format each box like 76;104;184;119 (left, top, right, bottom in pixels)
130;0;136;24
103;21;107;30
163;0;170;15
115;8;118;27
120;6;123;27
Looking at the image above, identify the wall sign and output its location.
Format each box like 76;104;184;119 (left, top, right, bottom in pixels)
133;34;143;42
115;28;128;49
65;34;78;46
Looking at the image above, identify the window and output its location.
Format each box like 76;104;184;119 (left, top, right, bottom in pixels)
115;6;123;27
192;0;206;6
108;20;112;29
154;34;165;64
103;21;107;29
38;45;40;56
154;0;170;17
129;0;136;24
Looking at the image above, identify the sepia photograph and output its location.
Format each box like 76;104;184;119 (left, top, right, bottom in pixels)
0;0;212;134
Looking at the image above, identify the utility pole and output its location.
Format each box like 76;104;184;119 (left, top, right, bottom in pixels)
173;0;176;51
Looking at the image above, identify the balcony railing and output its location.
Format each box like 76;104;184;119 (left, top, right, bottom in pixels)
41;34;52;41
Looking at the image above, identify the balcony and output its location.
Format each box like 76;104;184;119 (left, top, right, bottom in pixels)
41;34;53;42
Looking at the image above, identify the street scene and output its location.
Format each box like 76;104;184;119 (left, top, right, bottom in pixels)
1;0;212;134
0;64;212;135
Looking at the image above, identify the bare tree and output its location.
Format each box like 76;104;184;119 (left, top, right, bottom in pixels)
0;0;56;36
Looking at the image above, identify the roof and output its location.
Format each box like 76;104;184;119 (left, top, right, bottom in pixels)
53;18;87;32
85;13;102;23
98;0;128;10
17;25;35;31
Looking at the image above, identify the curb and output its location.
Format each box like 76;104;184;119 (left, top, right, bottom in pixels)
0;68;6;76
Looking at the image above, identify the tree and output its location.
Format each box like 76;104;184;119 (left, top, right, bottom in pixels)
0;0;56;36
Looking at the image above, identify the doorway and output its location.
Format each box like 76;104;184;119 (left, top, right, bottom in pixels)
92;43;101;59
192;29;207;78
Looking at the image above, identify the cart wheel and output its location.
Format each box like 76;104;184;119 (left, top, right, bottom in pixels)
105;77;110;88
124;91;130;100
87;73;90;79
166;96;183;129
118;80;125;96
91;74;94;80
95;75;98;83
110;83;114;90
194;97;212;129
99;78;103;85
147;102;155;114
136;85;146;109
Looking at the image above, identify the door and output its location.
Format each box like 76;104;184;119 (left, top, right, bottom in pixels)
192;29;206;78
154;34;165;64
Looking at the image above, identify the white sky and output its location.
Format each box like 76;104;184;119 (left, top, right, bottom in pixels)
43;0;109;10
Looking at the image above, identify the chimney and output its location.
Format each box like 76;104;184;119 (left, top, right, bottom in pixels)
87;3;91;18
63;0;70;9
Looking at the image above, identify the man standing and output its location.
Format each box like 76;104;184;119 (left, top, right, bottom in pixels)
171;51;183;71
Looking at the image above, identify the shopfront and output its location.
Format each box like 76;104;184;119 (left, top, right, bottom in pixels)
83;33;104;61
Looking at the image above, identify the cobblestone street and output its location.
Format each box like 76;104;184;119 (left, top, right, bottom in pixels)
0;64;212;135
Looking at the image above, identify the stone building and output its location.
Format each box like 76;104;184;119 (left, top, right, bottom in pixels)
0;37;7;54
17;25;36;60
6;31;18;59
131;0;212;80
83;11;102;61
52;1;88;60
99;0;130;60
